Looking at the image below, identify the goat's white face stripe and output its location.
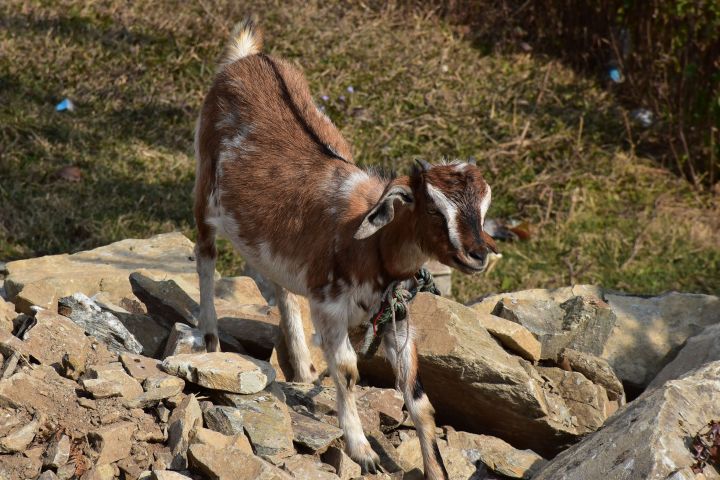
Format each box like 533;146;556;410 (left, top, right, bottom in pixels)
479;185;491;226
426;182;462;250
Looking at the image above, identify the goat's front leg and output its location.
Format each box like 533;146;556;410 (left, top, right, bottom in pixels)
383;324;448;480
313;306;380;473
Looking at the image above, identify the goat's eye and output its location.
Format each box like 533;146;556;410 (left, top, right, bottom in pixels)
426;206;439;216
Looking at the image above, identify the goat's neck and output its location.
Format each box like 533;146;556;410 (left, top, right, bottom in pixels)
378;207;427;282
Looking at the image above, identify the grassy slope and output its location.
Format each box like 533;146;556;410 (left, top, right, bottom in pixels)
1;1;718;302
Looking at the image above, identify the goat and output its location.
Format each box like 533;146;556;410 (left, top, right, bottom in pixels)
193;17;496;479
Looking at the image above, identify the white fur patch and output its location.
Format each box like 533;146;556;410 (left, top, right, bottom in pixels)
426;183;462;250
338;170;370;200
479;185;491;225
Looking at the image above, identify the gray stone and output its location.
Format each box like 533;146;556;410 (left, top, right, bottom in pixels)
87;421;136;465
282;455;339;479
648;322;720;389
532;360;720;480
289;411;343;452
43;434;71;468
162;352;275;394
558;348;624;400
168;394;203;470
59;293;143;355
491;294;616;359
125;375;186;408
163;323;205;358
81;362;143;400
3;232;198;314
0;417;39;453
188;444;292;479
214;391;295;459
446;430;546;479
602;292;720;387
129;272;199;328
203;406;245;436
321;446;362;480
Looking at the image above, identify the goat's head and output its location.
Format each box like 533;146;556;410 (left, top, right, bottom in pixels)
354;159;497;275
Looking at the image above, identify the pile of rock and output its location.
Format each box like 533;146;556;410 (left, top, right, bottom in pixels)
0;232;718;479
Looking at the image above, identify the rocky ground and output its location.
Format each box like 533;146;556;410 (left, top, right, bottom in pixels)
0;232;718;480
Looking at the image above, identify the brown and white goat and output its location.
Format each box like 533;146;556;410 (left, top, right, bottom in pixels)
193;18;496;479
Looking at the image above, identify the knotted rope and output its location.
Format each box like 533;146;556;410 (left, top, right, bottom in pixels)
360;267;440;359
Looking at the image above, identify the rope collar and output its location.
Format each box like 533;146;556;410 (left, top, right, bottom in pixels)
360;267;440;359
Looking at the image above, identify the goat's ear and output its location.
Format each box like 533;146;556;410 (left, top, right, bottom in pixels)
354;185;414;240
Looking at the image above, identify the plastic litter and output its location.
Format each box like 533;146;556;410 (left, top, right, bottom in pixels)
55;98;75;112
608;68;623;83
630;108;653;127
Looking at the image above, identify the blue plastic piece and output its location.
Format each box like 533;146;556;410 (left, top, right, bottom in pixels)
55;98;74;112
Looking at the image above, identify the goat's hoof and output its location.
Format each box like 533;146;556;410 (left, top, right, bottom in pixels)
204;333;221;353
292;364;319;384
358;457;380;475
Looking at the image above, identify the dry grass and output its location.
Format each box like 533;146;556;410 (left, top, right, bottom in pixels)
1;0;718;301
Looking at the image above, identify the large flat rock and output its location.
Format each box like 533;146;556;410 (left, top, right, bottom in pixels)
162;352;275;394
533;361;720;479
4;233;198;314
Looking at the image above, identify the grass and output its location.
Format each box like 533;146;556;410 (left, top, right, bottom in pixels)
1;1;718;302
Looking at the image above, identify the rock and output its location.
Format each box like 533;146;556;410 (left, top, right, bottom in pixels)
475;313;541;362
0;299;15;332
38;471;59;480
203;406;246;435
81;362;144;400
190;427;252;454
0;417;39;453
126;375;186;408
446;430;546;479
558;348;624;400
366;431;407;473
80;464;116;480
167;394;203;470
188;444;292;479
491;294;616;359
162;352;275;394
424;260;452;297
648;322;720;389
395;436;423;472
359;293;604;456
289;411;343;452
602;292;720;388
163;323;206;357
281;455;339;479
129;273;199;328
4;232;198;314
43;434;71;469
437;439;484;480
214;390;295;459
87;421;136;465
217;304;280;359
21;309;92;369
469;285;604;314
93;293;171;358
280;383;404;432
120;352;165;382
59;293;143;355
533;361;720;480
152;472;194;480
321;446;362;480
536;366;612;431
215;276;267;306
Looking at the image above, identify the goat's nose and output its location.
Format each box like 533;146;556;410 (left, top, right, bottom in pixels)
468;250;487;264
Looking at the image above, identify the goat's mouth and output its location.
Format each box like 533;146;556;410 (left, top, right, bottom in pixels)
452;254;486;274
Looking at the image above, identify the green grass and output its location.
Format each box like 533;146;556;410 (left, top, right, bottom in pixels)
1;1;718;302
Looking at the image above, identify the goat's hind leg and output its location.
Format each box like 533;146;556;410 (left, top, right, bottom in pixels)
382;324;448;480
194;210;220;352
274;284;318;383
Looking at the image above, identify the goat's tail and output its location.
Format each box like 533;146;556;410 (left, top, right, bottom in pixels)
218;15;263;71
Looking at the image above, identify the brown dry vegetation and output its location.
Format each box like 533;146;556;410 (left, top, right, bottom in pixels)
0;0;718;302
